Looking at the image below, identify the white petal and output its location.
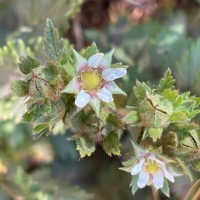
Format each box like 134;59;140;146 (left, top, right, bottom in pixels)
73;49;87;72
106;81;126;95
61;77;79;94
89;97;100;117
75;90;90;108
97;87;113;102
161;164;174;183
99;49;114;68
153;169;164;189
88;53;104;68
137;167;149;188
148;154;164;165
102;68;127;81
131;158;145;175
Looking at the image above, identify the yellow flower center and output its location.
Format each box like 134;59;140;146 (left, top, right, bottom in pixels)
81;72;101;90
145;160;160;174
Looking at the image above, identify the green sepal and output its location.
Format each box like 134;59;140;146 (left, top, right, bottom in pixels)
124;111;139;124
18;56;40;74
134;80;151;100
157;69;175;94
130;174;139;195
76;135;95;158
131;140;148;157
23;111;34;123
175;157;193;181
83;42;98;60
119;156;137;172
10;80;28;97
161;178;170;197
43;19;64;62
148;127;163;142
191;159;200;171
63;58;76;78
89;97;100;117
111;62;128;69
103;131;121;156
100;49;114;68
142;128;149;140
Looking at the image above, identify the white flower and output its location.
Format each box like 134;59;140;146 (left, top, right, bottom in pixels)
131;153;174;189
61;49;127;116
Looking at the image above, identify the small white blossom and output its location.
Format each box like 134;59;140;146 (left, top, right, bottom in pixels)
62;49;127;116
131;153;174;189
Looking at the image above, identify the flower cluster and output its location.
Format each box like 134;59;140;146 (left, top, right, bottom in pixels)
62;50;127;116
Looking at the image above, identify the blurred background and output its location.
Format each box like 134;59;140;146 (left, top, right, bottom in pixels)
0;0;200;199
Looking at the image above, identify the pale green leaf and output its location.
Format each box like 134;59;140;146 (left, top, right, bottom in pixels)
76;136;95;158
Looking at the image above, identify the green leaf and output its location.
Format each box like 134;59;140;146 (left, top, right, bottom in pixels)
134;80;151;100
107;114;124;129
23;111;34;123
163;89;178;103
157;69;175;94
43;19;64;62
154;110;169;128
76;135;95;158
169;110;190;123
174;96;183;107
71;110;85;129
32;124;50;140
191;159;200;171
175;157;193;181
148;127;163;142
83;42;98;60
161;178;170;197
124;111;139;124
10;80;28;97
130;174;139;195
103;131;121;156
18;56;40;74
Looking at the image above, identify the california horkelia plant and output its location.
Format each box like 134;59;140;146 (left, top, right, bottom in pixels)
10;19;200;197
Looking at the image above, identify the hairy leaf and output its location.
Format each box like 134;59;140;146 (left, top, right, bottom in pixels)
10;80;28;97
76;135;95;158
18;56;40;75
103;131;121;156
157;69;175;94
43;19;64;62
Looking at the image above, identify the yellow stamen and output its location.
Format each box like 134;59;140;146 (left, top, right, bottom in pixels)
145;160;160;174
81;72;101;90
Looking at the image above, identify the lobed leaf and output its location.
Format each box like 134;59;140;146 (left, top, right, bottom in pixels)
157;69;175;94
10;80;28;97
76;135;95;158
103;131;121;156
18;56;40;75
43;19;64;62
